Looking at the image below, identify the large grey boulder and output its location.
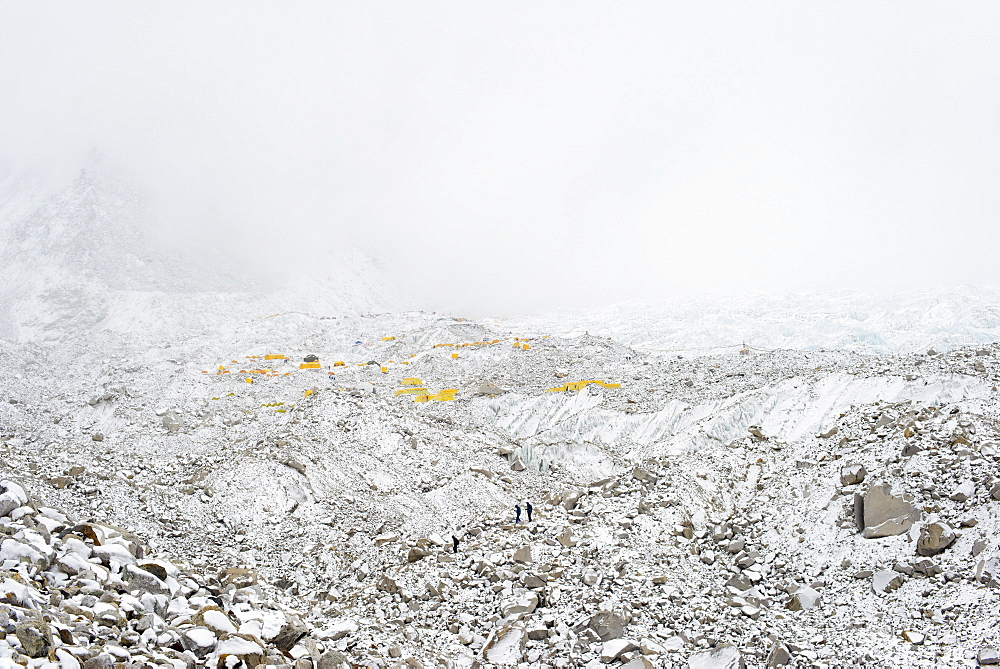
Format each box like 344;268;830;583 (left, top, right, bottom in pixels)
858;482;920;538
916;522;956;556
15;619;52;658
588;611;627;642
839;464;867;486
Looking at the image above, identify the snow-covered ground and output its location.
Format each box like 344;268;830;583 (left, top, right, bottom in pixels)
0;160;998;667
489;287;1000;356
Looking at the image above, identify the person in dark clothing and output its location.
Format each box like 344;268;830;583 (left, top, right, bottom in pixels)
526;501;533;522
514;504;522;523
452;535;460;553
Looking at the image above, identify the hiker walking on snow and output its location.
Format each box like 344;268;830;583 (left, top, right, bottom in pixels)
526;501;533;522
514;504;522;523
452;535;460;553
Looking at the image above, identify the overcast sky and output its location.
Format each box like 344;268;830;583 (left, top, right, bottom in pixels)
1;2;998;314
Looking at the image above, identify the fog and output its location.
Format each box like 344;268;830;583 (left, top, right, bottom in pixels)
2;2;999;315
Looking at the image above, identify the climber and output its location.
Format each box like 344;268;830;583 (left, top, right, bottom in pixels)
526;501;533;522
514;504;522;523
452;535;460;553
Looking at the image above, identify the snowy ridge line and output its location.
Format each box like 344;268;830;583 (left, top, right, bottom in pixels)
490;372;993;464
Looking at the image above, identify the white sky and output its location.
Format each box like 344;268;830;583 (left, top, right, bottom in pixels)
1;2;998;314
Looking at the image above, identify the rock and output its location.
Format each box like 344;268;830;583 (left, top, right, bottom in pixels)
978;647;1000;665
688;644;746;669
91;433;104;442
839;464;866;486
973;540;989;557
785;586;821;611
181;626;217;655
950;480;975;502
501;592;538;618
483;623;527;665
510;452;526;471
601;639;638;663
271;614;308;651
162;413;183;433
975;557;1000;587
512;545;532;563
632;467;658;484
377;575;399;593
860;482;920;538
407;547;431;563
219;567;257;587
561;490;583;511
726;538;745;554
323;619;359;641
582;569;600;586
557;528;578;547
766;641;791;667
916;522;956;556
991;483;1000;501
15;619;52;658
640;638;665;655
525;622;549;641
621;658;655;669
588;611;626;642
318;650;353;669
902;630;925;644
913;559;943;577
872;570;904;594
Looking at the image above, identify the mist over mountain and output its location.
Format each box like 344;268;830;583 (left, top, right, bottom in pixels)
0;154;399;344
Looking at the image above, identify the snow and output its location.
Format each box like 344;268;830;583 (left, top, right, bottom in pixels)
0;157;998;666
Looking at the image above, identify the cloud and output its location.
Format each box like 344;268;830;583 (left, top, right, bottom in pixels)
1;2;998;315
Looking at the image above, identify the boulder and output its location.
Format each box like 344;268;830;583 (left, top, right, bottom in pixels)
632;467;658;484
270;613;308;651
785;586;821;611
601;639;638;663
872;570;904;594
976;557;1000;587
407;547;431;563
483;623;526;665
557;528;578;547
916;522;956;556
978;648;1000;666
162;413;183;433
377;575;399;593
512;545;532;564
950;480;975;502
510;452;527;471
688;645;746;669
588;611;627;642
501;592;538;618
839;464;866;486
15;619;52;658
859;482;920;538
765;641;791;667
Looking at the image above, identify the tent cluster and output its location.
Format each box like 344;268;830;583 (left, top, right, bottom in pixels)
547;379;622;392
394;378;457;402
